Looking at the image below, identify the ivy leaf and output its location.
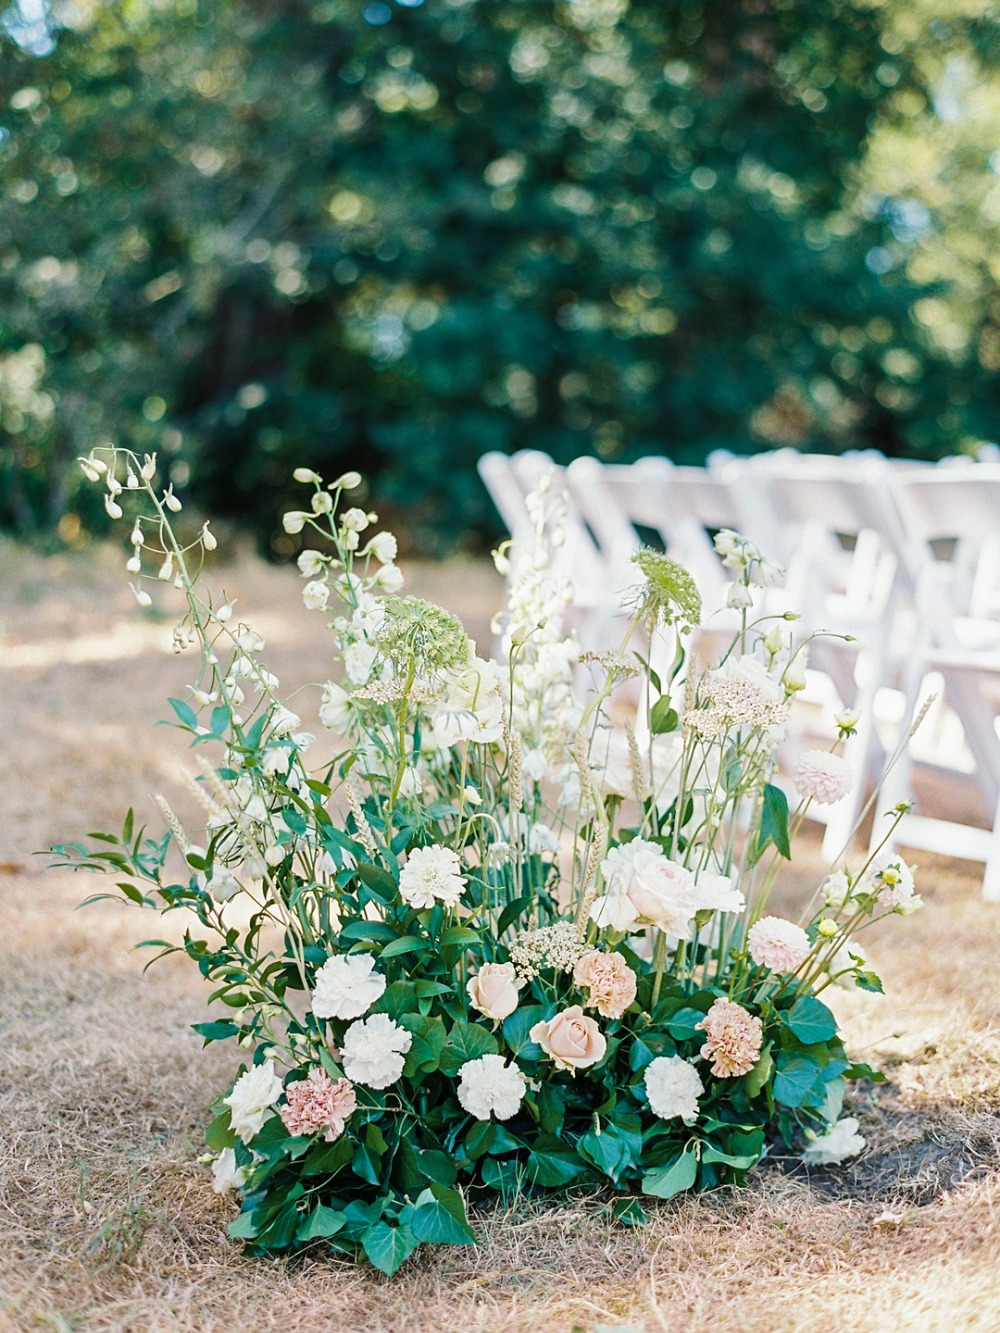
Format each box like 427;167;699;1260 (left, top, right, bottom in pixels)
773;1054;823;1108
361;1220;419;1275
785;996;838;1044
409;1184;476;1245
438;1021;499;1075
526;1135;586;1187
642;1148;697;1199
297;1204;347;1242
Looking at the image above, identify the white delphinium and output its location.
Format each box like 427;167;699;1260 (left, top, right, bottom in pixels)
802;1116;866;1165
302;580;330;611
319;681;353;732
398;844;466;908
311;953;386;1021
340;1014;412;1089
224;1060;284;1143
457;1054;526;1121
367;531;397;564
644;1055;704;1125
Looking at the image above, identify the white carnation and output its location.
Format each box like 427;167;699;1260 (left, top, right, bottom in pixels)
398;844;466;909
457;1054;526;1122
644;1055;704;1125
802;1116;866;1166
224;1060;284;1143
312;953;386;1021
341;1013;412;1089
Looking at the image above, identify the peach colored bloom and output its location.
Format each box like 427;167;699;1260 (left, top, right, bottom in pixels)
279;1067;357;1141
467;962;522;1022
573;950;637;1019
747;916;811;972
794;750;852;805
530;1005;607;1073
696;998;763;1078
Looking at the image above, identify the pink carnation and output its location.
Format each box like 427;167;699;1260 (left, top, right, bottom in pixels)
574;950;637;1019
279;1067;357;1142
747;915;812;972
793;750;852;805
696;998;764;1078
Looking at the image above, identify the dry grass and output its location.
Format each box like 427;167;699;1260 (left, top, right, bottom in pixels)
2;538;1000;1332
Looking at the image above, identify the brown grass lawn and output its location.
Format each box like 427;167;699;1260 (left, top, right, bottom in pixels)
2;539;999;1333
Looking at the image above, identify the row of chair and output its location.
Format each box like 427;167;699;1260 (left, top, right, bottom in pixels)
479;449;1000;900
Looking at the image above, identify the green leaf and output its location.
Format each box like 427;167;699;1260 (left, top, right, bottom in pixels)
773;1054;824;1108
438;1021;499;1075
526;1135;586;1187
665;1007;708;1040
301;1137;353;1177
578;1125;632;1183
744;1044;773;1099
380;935;425;959
497;894;534;936
297;1204;347;1242
701;1143;763;1171
642;1148;698;1199
205;1110;236;1152
168;697;199;730
845;1060;886;1083
440;925;481;949
752;783;791;863
855;970;884;994
192;1020;239;1045
361;1221;419;1276
609;1197;649;1228
650;698;679;734
785;996;838;1044
502;1005;546;1058
410;1184;476;1245
227;1210;259;1241
356;863;398;900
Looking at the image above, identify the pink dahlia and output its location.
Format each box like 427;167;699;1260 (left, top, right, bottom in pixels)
747;915;812;972
696;998;764;1078
279;1067;357;1142
793;750;852;806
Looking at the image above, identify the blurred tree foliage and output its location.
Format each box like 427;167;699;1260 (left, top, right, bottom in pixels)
1;0;998;552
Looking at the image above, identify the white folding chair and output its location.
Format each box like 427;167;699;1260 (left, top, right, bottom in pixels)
873;468;1000;899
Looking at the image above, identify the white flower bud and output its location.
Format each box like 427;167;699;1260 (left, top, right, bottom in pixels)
158;553;174;582
726;582;753;609
126;469;140;489
217;603;234;623
264;844;285;867
342;528;359;551
105;494;123;520
79;456;104;483
126;553;142;574
140;454;157;481
130;583;152;608
282;510;307;534
202;524;217;551
293;467;322;484
334;470;362;490
130;524;144;546
163;485;182;513
107;476;123;496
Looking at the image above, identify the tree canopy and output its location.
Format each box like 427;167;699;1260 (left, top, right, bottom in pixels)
1;0;998;552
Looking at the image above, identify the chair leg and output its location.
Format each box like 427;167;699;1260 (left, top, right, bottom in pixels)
983;785;1000;903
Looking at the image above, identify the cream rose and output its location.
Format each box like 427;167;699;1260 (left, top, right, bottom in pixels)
529;1005;607;1073
467;962;522;1022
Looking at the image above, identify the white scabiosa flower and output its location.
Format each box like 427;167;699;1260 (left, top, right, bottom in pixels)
211;1147;249;1194
747;916;812;972
644;1055;704;1125
794;750;853;805
340;1013;412;1089
457;1054;526;1121
312;953;386;1021
398;844;466;909
802;1116;866;1166
224;1060;284;1143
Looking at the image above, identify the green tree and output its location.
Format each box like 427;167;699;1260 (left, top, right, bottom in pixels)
0;0;996;551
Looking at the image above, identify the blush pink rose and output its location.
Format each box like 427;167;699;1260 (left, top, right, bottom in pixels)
467;962;522;1022
573;950;637;1019
529;1005;607;1073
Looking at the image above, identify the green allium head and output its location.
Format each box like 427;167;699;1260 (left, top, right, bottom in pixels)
375;596;471;677
631;548;702;630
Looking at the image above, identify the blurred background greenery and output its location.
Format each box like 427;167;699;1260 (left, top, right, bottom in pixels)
1;0;998;555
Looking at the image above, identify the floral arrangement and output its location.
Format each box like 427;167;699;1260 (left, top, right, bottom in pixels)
57;450;921;1275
